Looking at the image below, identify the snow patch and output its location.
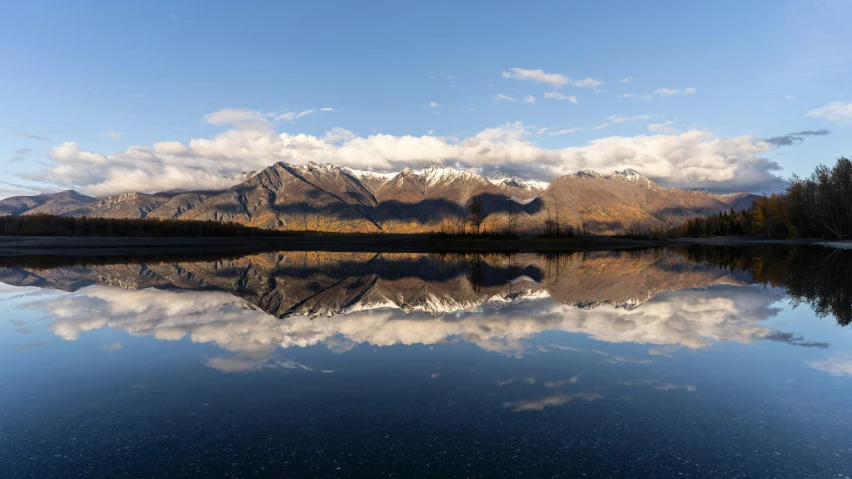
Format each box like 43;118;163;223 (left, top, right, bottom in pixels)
486;170;549;191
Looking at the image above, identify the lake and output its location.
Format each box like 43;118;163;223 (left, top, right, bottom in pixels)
1;246;851;478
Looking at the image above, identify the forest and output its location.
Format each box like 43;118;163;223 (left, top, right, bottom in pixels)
668;157;852;240
0;214;299;237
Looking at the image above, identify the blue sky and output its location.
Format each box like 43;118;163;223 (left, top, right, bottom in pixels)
1;0;850;196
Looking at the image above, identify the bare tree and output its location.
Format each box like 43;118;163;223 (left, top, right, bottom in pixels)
299;210;309;232
507;199;517;235
468;195;484;234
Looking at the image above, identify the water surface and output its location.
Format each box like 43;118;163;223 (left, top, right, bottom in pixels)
1;246;851;478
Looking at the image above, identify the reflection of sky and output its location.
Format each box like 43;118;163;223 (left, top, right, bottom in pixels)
14;284;791;360
2;280;852;477
2;279;849;377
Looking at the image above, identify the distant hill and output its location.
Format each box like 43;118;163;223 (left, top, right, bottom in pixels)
0;162;758;234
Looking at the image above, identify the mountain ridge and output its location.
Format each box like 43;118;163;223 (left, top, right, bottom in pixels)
0;163;759;234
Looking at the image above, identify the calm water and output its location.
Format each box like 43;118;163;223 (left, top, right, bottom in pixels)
1;246;851;478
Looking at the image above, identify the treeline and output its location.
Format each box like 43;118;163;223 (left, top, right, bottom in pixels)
0;214;300;237
669;157;852;239
676;244;852;326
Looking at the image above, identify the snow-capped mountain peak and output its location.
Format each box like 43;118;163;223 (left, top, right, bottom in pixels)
568;168;654;186
486;170;549;191
339;166;396;181
611;169;655;186
420;164;479;185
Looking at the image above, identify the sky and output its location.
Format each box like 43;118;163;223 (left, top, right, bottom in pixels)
1;0;850;197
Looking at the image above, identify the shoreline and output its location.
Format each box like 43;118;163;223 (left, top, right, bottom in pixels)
0;235;847;257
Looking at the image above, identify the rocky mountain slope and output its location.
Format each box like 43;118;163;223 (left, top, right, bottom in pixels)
0;190;95;216
0;162;758;234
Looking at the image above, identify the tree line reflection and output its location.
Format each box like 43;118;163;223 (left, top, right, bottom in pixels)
0;245;848;365
675;245;852;326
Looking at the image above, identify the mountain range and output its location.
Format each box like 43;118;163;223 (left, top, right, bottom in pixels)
0;250;753;318
0;162;759;234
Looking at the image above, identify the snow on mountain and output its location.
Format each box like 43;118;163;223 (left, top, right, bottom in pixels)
339;166;396;179
568;168;656;187
420;163;482;186
486;170;549;191
283;162;548;192
338;166;397;182
611;168;655;186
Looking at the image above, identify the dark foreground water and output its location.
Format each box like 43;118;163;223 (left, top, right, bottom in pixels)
1;246;851;478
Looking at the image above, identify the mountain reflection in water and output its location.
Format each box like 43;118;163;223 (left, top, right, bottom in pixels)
2;246;848;371
3;245;852;478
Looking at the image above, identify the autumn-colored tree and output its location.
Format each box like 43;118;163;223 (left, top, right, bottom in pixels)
467;195;484;234
669;157;852;240
506;199;517;235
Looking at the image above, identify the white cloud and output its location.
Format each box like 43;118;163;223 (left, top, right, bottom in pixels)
49;142;107;165
495;94;535;104
501;68;602;88
204;107;324;131
648;121;679;134
430;101;440;108
572;77;604;88
205;108;274;131
805;100;852;122
152;141;190;155
30;110;787;194
621;88;695;99
99;130;123;140
323;127;356;144
653;87;696;96
275;109;315;122
543;92;578;104
547;128;582;136
593;114;652;130
502;68;569;87
620;78;632;84
618;93;651;100
807;354;852;376
654;88;680;96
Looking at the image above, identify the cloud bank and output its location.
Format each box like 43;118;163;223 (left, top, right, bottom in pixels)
29;110;792;195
